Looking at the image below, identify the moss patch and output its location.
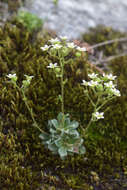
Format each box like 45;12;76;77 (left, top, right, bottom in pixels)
0;22;127;189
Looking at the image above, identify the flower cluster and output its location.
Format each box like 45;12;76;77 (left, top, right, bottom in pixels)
82;73;121;97
82;73;121;123
82;80;98;87
40;36;87;53
7;73;34;89
103;73;117;80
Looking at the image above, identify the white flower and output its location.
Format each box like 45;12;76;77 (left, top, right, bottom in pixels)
7;73;17;82
88;73;98;79
93;112;104;120
49;38;60;44
77;46;87;52
40;45;50;51
22;75;33;89
81;80;89;86
47;63;58;69
52;44;62;49
24;75;34;81
104;81;116;89
103;73;117;80
110;88;121;96
7;73;17;79
82;79;99;87
67;42;75;49
88;80;98;87
60;36;68;40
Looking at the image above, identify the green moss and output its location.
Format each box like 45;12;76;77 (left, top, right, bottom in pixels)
0;131;41;190
16;11;43;32
0;22;127;189
82;25;127;56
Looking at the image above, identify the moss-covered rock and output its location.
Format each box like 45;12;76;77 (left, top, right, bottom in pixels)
0;22;127;189
82;25;127;56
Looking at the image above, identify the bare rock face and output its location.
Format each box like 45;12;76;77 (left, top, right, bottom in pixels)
25;0;127;39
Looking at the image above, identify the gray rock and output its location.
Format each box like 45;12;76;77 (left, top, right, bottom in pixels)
24;0;127;39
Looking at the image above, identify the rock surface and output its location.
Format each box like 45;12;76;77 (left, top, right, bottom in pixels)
25;0;127;39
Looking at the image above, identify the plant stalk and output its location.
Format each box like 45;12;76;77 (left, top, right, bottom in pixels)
16;84;46;134
59;54;65;128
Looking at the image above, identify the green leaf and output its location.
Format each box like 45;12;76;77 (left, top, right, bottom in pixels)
67;129;79;136
49;127;56;134
68;121;79;129
54;67;61;73
57;112;64;122
55;138;63;147
58;147;67;157
58;95;62;102
46;139;52;145
48;143;58;153
48;120;52;127
75;52;81;57
64;117;71;126
39;133;49;141
67;137;79;145
67;147;74;152
65;113;70;117
78;138;84;146
79;146;86;154
50;119;59;128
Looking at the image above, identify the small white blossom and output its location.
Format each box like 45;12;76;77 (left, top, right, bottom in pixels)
67;42;75;49
49;38;60;44
24;75;34;81
40;45;50;51
47;63;58;69
93;112;104;120
77;46;87;52
88;80;98;87
88;73;98;79
60;36;68;40
104;81;116;89
103;73;117;80
52;44;62;49
81;80;89;86
7;73;17;79
7;73;17;82
110;88;121;96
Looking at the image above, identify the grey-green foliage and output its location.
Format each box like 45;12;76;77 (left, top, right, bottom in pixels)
16;11;43;32
39;112;85;159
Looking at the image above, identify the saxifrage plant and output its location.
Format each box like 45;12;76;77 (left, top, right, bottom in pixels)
7;36;121;159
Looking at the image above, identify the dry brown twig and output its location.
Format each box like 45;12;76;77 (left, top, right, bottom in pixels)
90;37;127;49
86;37;127;68
95;51;127;65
